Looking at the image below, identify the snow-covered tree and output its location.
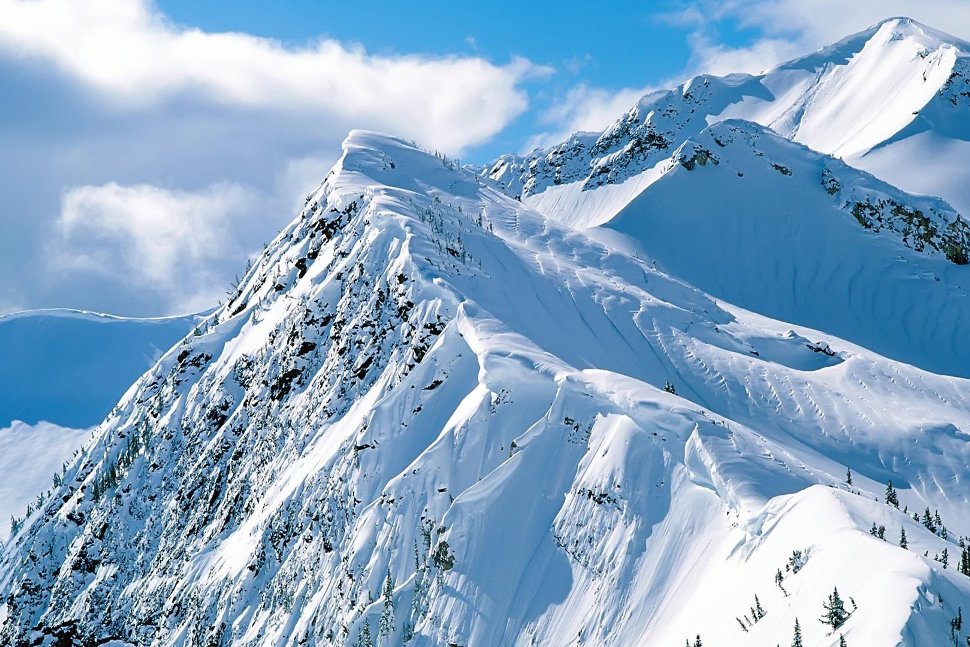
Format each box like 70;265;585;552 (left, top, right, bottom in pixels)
820;587;850;631
885;481;899;508
379;567;395;640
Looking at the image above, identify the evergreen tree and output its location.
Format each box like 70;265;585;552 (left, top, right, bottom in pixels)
922;508;937;533
820;587;850;630
379;567;395;639
839;635;847;647
846;468;852;486
900;527;908;549
792;618;803;647
746;594;765;621
885;481;899;508
694;635;702;647
356;620;373;647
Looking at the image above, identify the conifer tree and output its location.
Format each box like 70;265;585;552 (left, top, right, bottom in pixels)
839;635;847;647
845;468;852;486
753;594;766;621
900;527;908;549
792;618;803;647
885;481;899;508
694;635;702;647
357;620;373;647
820;587;850;630
922;508;937;533
379;567;395;639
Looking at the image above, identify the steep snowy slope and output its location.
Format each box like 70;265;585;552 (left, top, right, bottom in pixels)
601;119;970;378
2;132;969;647
0;421;92;537
487;17;970;220
0;309;202;428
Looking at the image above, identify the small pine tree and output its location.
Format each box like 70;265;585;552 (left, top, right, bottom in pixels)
792;618;803;647
820;587;850;630
922;508;937;534
846;468;852;486
877;525;886;540
664;381;677;395
694;635;702;647
839;635;847;647
753;594;766;620
379;567;395;639
775;568;788;596
885;481;899;508
900;527;909;549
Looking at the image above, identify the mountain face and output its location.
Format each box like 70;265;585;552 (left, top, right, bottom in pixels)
3;18;970;647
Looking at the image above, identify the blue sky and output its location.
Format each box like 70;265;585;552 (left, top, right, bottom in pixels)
2;0;970;317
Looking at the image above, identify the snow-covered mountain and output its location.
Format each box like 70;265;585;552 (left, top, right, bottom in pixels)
3;17;970;647
488;17;970;217
486;17;970;377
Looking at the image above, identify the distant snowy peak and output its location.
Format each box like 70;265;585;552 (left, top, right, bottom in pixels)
487;16;970;220
764;17;969;157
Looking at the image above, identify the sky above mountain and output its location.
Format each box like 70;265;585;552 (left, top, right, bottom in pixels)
3;0;970;317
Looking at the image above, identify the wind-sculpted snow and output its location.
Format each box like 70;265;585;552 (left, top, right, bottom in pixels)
3;129;970;647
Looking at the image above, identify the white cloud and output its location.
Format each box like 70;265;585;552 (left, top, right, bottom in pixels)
0;0;534;154
52;182;261;312
0;0;549;316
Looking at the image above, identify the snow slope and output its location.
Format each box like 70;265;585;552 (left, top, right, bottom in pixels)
488;17;970;220
0;309;202;428
602;119;970;378
0;421;93;538
2;131;969;647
